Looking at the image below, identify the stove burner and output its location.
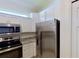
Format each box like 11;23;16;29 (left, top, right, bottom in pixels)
0;39;22;50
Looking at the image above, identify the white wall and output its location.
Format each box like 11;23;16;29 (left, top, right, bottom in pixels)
40;0;73;58
0;13;36;32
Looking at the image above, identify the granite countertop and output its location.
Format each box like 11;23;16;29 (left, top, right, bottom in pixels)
20;32;36;44
0;32;36;38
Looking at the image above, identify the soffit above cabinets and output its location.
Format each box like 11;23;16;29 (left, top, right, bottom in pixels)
0;0;54;16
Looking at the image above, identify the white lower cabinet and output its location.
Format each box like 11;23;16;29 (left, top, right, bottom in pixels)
23;41;36;58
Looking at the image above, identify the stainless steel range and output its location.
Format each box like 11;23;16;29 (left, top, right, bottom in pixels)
0;24;22;58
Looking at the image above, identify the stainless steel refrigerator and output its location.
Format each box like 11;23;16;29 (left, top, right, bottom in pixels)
36;19;60;58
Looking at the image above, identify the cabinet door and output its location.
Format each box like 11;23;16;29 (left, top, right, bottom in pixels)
23;42;36;58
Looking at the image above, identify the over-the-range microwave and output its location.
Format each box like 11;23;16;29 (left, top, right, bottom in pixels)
0;23;20;34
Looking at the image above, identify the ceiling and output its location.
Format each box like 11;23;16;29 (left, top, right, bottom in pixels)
0;0;54;16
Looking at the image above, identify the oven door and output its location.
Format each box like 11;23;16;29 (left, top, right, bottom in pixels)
0;26;14;34
0;46;22;58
